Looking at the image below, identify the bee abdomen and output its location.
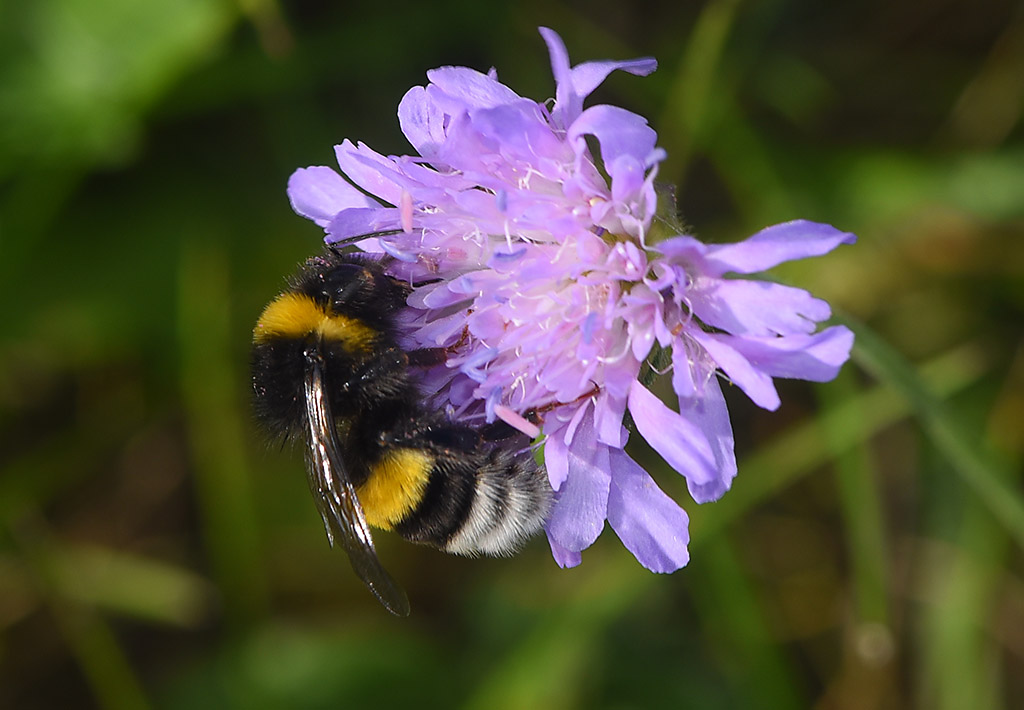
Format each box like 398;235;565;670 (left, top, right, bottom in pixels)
442;448;552;557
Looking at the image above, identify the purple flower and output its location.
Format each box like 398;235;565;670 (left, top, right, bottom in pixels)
287;28;856;573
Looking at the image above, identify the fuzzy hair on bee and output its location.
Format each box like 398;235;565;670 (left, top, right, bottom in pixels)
251;249;552;615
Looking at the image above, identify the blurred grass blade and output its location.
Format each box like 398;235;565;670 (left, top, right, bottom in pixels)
819;368;889;625
818;369;897;708
705;95;796;222
659;0;742;174
178;240;267;626
691;538;803;710
918;488;1010;710
692;340;992;544
917;352;1023;710
840;315;1024;552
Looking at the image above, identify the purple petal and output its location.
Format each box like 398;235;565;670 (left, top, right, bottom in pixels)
678;376;737;503
467;305;509;341
561;401;590;447
594;391;628;447
287;167;379;227
326;207;401;243
545;415;611;553
609;154;646;205
543;424;570;491
607;449;689;573
473;102;568;163
539;27;576;127
689;278;832;337
398;86;447;158
541;26;656;128
420;282;474;309
410;310;469;347
653;235;710;264
546;531;583;568
671;337;698;399
627;380;716;486
432;110;497;176
424;65;521;111
377;238;418;263
569;105;657;167
705;220;857;274
601;351;640;399
629;314;656;361
725;326;855;382
570;57;658;99
333;140;405;205
690;330;781;410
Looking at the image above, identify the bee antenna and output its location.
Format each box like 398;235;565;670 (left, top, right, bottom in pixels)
328;229;404;249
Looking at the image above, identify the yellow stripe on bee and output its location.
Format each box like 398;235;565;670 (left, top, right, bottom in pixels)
357;449;433;530
252;291;377;351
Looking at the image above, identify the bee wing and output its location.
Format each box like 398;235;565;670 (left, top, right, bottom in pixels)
303;351;411;617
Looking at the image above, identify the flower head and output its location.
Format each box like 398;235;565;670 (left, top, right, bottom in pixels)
288;28;856;572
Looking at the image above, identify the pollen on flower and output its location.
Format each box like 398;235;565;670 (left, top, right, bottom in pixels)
287;26;856;574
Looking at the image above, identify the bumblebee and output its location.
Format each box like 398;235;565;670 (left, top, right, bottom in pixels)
251;249;551;615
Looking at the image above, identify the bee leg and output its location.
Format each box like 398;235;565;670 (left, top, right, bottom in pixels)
406;347;447;368
407;326;470;368
347;347;410;390
478;419;518;442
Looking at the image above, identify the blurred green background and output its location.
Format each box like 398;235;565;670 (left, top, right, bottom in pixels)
1;0;1022;708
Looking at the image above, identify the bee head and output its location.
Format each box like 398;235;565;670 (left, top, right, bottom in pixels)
297;251;410;332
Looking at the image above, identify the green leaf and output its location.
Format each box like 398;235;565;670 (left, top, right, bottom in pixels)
0;0;234;175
